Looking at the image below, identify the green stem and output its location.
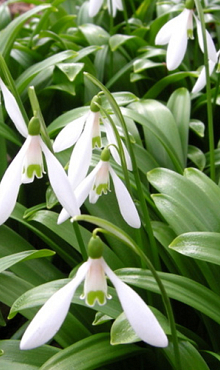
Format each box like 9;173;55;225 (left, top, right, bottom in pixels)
28;87;53;152
194;0;215;181
73;221;87;261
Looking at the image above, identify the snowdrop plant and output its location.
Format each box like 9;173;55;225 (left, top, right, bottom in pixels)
88;0;123;17
155;0;217;70
0;79;80;224
20;234;168;350
58;147;140;228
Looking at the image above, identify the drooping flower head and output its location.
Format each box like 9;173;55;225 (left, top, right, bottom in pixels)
53;95;132;192
20;235;168;350
155;1;217;71
0;79;80;225
58;147;141;228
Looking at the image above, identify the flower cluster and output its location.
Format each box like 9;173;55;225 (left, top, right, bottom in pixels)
20;235;168;350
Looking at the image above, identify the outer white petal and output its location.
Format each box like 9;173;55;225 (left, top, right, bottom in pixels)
0;78;28;138
196;17;217;63
57;207;70;224
103;118;132;171
109;167;140;228
103;260;168;348
0;137;31;225
68;114;93;190
89;0;103;17
53;114;87;152
192;59;216;93
20;262;89;350
114;0;123;11
40;138;80;217
75;162;102;207
107;0;117;16
155;16;178;45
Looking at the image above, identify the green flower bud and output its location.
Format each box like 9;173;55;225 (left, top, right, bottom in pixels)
185;0;194;9
101;147;111;162
90;95;101;112
88;235;104;259
28;117;41;136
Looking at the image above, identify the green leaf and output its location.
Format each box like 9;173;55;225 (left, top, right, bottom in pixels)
0;340;60;370
79;24;109;46
188;145;206;170
164;340;210;370
167;88;190;164
0;250;55;274
56;62;84;81
109;35;135;52
170;232;220;265
189;119;205;137
40;333;143;370
0;4;53;58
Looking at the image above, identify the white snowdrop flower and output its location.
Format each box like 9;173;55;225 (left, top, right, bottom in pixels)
20;236;168;350
89;0;123;17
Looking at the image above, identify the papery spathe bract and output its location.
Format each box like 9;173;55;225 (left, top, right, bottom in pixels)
20;256;168;350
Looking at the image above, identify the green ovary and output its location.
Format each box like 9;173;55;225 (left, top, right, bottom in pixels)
87;290;106;306
26;164;42;179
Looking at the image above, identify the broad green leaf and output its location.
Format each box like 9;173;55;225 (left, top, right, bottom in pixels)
121;105;184;172
170;232;220;265
56;63;84;81
16;50;77;93
133;58;162;73
148;168;220;233
109;34;135;52
189;119;205;137
79;24;109;46
116;268;220;325
188;145;206;170
40;333;143;370
164;340;210;370
0;250;55;273
0;121;21;145
167;88;190;164
0;340;60;370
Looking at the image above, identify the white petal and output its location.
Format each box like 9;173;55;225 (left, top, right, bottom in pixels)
0;137;31;225
53;115;87;152
103;260;168;348
192;59;216;93
114;0;123;11
155;16;178;45
68;115;93;189
89;0;103;17
75;162;101;207
196;17;217;63
103;118;132;171
40;138;80;216
0;78;28;138
107;0;117;16
57;207;70;224
109;167;140;228
20;262;89;350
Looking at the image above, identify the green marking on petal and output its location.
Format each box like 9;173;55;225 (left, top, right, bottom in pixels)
87;291;106;306
26;164;42;179
96;183;109;195
187;29;194;40
92;136;101;148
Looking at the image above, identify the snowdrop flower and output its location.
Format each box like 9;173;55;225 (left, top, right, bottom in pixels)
192;50;220;93
89;0;123;17
155;4;217;71
0;79;80;225
53;95;132;191
20;235;168;350
58;147;140;228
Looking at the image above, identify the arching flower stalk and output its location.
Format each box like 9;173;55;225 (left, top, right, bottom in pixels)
20;235;168;350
